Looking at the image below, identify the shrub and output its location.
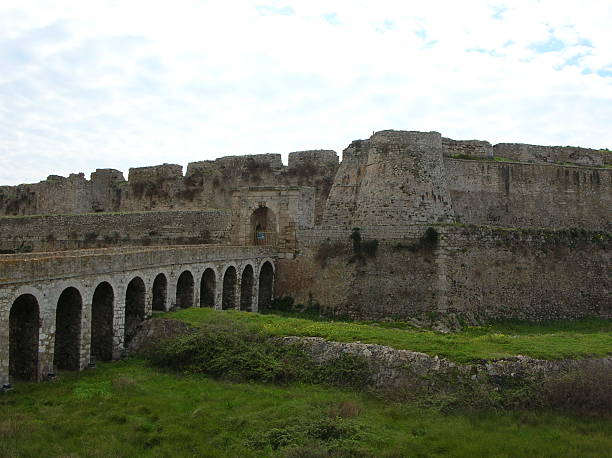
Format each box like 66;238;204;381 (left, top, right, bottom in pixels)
148;323;373;390
536;363;612;417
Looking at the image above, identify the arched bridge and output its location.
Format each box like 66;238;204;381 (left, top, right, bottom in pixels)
0;245;276;388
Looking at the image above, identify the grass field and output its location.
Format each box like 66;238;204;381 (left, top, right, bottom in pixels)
162;308;612;363
2;359;611;458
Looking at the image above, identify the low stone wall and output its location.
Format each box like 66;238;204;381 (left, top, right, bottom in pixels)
0;210;233;253
126;320;612;392
282;336;612;390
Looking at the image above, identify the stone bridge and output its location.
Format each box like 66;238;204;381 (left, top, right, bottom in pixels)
0;245;276;387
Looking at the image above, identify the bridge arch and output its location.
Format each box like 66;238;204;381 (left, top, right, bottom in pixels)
176;271;195;309
258;261;274;310
152;273;168;312
54;287;82;371
91;281;114;362
240;264;254;311
200;268;216;308
125;277;146;345
9;294;40;382
222;265;237;310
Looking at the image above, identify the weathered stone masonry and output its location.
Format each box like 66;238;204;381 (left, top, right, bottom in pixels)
0;245;276;386
1;128;610;386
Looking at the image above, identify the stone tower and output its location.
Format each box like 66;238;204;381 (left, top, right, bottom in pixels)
323;130;455;227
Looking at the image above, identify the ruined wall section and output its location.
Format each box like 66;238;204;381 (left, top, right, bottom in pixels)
0;152;338;220
90;169;125;212
0;173;92;216
286;150;338;224
445;158;611;231
322;131;455;228
0;210;232;253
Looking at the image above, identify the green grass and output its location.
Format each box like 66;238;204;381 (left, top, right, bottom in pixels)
161;308;612;363
1;359;611;457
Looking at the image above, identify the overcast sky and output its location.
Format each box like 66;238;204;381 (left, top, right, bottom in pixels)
1;1;611;185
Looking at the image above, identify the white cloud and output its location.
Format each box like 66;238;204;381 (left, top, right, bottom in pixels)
0;0;611;185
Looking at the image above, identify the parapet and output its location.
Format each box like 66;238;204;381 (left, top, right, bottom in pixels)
370;130;443;149
288;150;339;170
127;163;183;181
442;137;493;159
214;154;284;171
91;168;126;182
493;143;604;167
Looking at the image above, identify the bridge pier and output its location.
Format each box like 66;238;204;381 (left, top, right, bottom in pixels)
79;299;92;370
0;246;276;386
112;284;126;360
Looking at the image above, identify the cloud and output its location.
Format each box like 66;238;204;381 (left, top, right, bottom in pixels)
0;0;611;185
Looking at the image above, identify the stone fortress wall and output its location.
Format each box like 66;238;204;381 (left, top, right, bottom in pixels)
0;150;339;225
0;210;232;253
1;129;610;325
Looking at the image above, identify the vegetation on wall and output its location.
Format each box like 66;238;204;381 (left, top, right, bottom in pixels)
393;227;439;252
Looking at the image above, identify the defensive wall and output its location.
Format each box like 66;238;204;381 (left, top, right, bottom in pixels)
276;224;611;324
0;150;339;224
320;130;611;231
0;245;276;386
0;128;610;386
444;159;611;231
0;210;232;253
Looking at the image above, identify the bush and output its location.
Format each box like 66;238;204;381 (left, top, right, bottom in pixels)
147;323;372;389
536;363;612;417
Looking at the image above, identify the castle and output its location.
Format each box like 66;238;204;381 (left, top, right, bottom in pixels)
1;130;610;385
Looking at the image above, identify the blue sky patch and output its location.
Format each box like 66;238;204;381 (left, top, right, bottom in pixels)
491;5;508;20
597;67;612;77
255;5;294;16
324;13;340;25
529;36;565;53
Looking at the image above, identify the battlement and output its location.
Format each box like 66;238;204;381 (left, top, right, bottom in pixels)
127;163;183;181
0;130;609;232
288;150;339;169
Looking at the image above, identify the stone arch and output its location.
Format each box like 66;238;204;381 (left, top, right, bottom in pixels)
91;282;114;362
9;294;40;382
176;271;195;308
258;261;274;310
54;287;82;371
240;264;254;311
250;206;277;246
200;268;216;308
125;277;146;346
152;273;167;312
222;266;237;310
